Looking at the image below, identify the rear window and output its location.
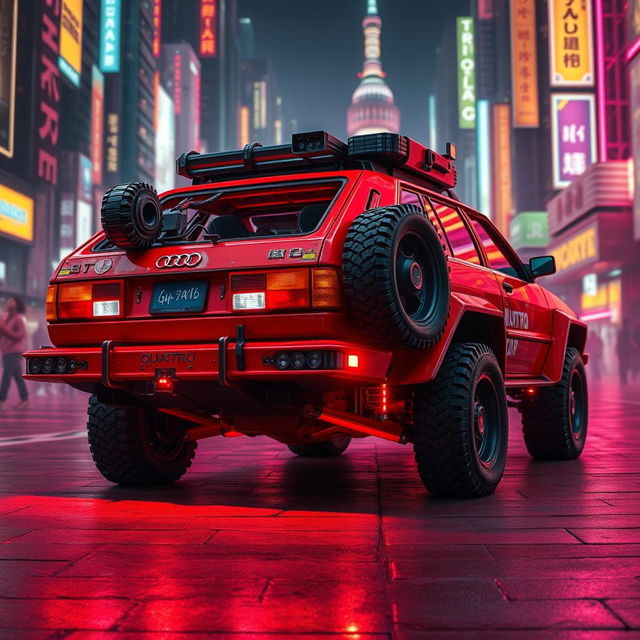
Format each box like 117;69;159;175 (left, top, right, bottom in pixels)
163;180;344;242
91;180;345;252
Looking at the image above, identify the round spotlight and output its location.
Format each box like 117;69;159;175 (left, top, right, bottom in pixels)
306;351;322;370
291;352;306;370
41;357;54;374
28;358;42;374
274;352;290;370
54;357;67;374
67;359;78;373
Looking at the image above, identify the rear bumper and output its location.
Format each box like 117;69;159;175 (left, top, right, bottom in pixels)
23;338;392;387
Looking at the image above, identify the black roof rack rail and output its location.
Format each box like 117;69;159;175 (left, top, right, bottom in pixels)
175;130;457;192
177;131;347;183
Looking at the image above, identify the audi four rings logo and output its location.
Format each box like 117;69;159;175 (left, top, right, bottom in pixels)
155;253;203;269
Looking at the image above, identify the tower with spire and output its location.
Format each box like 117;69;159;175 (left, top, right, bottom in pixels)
346;0;400;137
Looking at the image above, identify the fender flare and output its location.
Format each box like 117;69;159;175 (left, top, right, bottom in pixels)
391;292;505;385
541;310;587;383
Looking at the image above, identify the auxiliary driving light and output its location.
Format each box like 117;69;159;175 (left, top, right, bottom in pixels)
291;352;306;370
274;352;291;370
54;357;68;374
41;357;54;374
306;351;322;369
28;358;42;374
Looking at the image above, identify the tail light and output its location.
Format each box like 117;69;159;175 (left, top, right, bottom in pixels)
312;269;341;309
231;269;309;311
231;268;340;312
57;280;124;320
46;285;58;321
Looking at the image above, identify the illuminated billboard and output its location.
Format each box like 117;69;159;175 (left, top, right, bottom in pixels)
551;94;597;189
456;17;476;129
90;66;104;185
548;0;594;87
0;184;34;243
99;0;121;73
59;0;83;87
199;0;217;57
510;0;539;127
491;104;513;235
510;212;548;250
0;0;17;158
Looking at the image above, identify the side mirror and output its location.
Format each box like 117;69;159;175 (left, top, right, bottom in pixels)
529;255;556;278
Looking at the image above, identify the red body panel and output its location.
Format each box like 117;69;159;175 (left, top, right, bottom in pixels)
25;167;586;439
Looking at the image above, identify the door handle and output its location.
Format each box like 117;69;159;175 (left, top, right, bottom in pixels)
502;281;514;294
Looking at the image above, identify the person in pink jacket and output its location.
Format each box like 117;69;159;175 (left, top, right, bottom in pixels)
0;296;29;409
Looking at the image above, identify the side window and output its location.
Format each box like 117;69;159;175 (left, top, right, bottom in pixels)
400;189;424;210
402;189;450;252
469;216;522;278
429;199;481;264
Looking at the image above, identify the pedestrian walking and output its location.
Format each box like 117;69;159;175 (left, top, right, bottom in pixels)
0;296;29;409
616;319;632;386
588;329;603;381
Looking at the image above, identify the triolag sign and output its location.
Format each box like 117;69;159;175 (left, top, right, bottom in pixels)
456;16;476;129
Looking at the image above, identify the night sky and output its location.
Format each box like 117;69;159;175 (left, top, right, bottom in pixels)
237;0;472;144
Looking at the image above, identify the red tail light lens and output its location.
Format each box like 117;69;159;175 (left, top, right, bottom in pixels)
58;280;124;320
230;269;310;311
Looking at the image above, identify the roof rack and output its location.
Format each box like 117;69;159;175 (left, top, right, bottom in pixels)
176;131;457;191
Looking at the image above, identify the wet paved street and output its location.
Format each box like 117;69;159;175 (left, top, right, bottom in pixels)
1;380;640;639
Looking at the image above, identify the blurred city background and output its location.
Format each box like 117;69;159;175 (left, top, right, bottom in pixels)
0;0;638;385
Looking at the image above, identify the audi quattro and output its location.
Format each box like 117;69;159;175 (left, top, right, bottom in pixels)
24;131;588;498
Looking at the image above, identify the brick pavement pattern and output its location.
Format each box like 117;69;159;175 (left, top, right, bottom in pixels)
1;381;639;639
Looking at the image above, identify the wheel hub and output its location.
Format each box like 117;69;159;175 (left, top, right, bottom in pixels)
409;262;423;290
570;389;576;417
474;403;486;438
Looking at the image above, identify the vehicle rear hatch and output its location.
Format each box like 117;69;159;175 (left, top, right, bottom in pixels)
48;173;358;344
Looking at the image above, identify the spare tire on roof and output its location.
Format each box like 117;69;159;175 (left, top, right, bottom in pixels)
342;204;450;350
101;182;162;250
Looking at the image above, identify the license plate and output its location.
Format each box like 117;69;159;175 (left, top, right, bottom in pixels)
149;280;208;314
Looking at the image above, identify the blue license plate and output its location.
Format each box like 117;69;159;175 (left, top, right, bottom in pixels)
149;280;208;314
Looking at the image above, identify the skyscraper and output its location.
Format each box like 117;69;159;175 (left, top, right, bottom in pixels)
346;0;400;137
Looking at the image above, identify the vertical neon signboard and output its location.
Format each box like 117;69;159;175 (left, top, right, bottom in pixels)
58;0;83;86
199;0;217;57
510;0;539;127
428;94;437;151
491;104;513;236
456;17;476;129
99;0;121;73
0;0;17;158
551;94;597;188
152;0;161;58
476;100;491;217
90;66;104;185
548;0;594;87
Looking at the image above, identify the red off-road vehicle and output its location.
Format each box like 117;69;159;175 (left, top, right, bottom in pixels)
24;132;588;497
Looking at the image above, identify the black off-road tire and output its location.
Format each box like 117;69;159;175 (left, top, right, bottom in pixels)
101;182;162;250
342;204;450;350
520;347;588;460
288;434;351;457
412;343;509;498
87;396;197;486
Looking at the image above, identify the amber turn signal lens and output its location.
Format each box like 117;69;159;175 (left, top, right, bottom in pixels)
45;285;58;322
312;268;341;309
266;269;309;291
